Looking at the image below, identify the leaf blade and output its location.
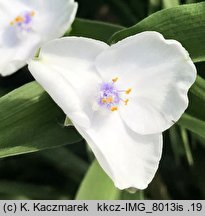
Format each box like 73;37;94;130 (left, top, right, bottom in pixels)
0;82;82;158
76;160;145;200
75;160;120;200
178;113;205;139
110;2;205;63
68;18;124;42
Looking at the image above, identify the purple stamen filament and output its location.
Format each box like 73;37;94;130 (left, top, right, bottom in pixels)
98;77;131;112
10;11;35;31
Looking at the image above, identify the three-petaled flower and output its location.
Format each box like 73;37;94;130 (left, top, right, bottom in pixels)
29;31;196;190
0;0;78;76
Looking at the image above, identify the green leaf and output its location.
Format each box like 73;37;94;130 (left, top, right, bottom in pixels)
178;113;205;139
169;126;184;164
0;180;66;199
75;160;120;200
190;75;205;102
0;81;82;158
41;147;88;183
180;127;194;166
76;160;144;200
187;76;205;121
177;76;205;147
110;2;205;63
68;18;124;43
0;69;32;98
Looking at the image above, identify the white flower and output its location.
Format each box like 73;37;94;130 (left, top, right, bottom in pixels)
28;32;196;190
0;0;78;76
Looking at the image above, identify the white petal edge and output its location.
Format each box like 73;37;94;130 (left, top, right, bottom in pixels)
28;37;109;128
0;0;78;76
74;112;163;190
28;0;78;41
95;31;197;135
0;32;41;76
9;0;78;41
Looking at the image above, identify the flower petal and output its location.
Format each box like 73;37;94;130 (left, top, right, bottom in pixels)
0;0;78;76
74;112;163;190
0;32;41;76
95;31;196;134
22;0;78;41
28;37;109;128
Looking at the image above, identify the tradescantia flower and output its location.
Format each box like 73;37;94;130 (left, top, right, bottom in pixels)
28;32;196;190
0;0;78;76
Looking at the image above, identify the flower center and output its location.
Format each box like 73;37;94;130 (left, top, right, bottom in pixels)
10;10;35;32
98;77;131;112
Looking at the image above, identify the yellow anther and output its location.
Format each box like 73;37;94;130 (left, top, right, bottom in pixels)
102;98;107;103
10;21;14;26
15;16;24;23
124;99;129;105
30;11;35;16
110;106;118;112
112;77;118;83
125;88;132;94
107;97;113;103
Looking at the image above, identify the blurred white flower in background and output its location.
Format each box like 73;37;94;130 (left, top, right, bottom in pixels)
0;0;78;76
28;31;196;190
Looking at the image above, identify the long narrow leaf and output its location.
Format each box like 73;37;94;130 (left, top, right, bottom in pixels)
68;18;124;42
0;82;82;158
110;2;205;63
